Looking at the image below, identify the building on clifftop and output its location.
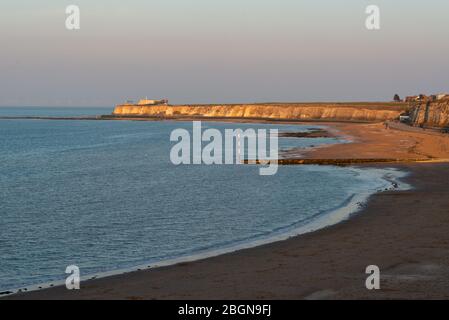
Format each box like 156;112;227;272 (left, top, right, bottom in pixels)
137;98;168;106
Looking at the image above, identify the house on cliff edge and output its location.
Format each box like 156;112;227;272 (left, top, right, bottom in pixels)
137;98;168;106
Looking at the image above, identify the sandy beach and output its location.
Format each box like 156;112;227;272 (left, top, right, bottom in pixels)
5;121;449;300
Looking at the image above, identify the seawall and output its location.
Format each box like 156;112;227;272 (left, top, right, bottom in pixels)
112;103;407;122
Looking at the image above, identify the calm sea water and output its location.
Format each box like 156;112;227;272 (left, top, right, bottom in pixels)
0;107;111;117
0;107;395;292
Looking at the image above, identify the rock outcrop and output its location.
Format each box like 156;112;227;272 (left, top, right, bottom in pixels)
410;99;449;127
113;103;407;122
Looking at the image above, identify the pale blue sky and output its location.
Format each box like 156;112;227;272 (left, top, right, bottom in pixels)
0;0;448;106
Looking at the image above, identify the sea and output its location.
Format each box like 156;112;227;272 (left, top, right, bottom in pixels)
0;107;406;293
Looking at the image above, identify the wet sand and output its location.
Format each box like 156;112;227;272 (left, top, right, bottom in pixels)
6;122;449;300
300;122;449;160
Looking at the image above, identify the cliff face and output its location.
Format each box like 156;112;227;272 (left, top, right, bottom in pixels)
410;100;449;127
113;103;406;122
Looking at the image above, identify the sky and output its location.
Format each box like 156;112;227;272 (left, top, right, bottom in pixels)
0;0;448;106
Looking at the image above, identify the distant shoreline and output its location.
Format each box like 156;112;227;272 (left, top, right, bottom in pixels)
0;114;381;123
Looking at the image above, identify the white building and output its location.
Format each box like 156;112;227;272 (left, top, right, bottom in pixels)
137;98;168;106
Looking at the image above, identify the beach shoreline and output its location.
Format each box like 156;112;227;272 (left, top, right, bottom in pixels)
0;166;405;298
4;120;449;300
6;163;449;300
